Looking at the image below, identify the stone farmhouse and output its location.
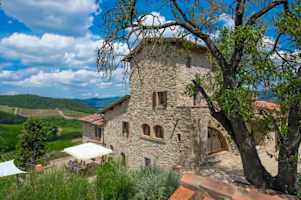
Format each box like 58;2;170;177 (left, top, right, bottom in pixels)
80;38;232;170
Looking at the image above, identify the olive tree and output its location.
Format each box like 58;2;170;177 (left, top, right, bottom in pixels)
97;0;300;194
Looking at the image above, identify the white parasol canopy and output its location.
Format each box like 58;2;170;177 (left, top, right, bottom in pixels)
63;142;112;160
0;160;26;177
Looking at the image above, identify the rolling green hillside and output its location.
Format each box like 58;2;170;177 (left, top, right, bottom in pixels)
0;94;95;113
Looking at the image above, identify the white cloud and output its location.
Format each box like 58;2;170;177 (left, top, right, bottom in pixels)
218;13;234;29
2;0;99;36
0;32;129;70
1;67;126;89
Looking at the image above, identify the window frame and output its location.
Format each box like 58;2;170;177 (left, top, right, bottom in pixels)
144;157;151;167
122;121;129;137
152;91;167;109
142;124;151;136
154;125;164;139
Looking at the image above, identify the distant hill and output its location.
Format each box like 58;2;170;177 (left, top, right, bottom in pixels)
0;94;95;113
76;97;121;109
0;111;26;124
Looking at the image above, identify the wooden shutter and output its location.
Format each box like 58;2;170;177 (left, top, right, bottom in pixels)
152;92;157;108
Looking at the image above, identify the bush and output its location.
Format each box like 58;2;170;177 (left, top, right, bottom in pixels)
96;161;179;200
132;167;179;200
3;170;95;200
96;161;135;200
1;161;179;200
0;176;15;200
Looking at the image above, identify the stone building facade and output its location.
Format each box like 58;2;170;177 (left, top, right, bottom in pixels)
81;38;231;170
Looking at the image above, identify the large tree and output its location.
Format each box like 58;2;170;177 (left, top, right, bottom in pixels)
98;0;301;194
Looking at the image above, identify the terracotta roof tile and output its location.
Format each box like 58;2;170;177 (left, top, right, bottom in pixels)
255;101;280;111
177;174;297;200
169;186;195;200
79;114;104;126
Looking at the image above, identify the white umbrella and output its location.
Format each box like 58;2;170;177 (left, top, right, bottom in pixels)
63;142;112;160
0;160;26;177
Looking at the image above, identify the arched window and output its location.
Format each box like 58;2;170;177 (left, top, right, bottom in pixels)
142;124;151;136
154;125;164;138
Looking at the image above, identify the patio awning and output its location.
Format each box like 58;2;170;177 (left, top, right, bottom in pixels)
63;142;112;160
0;160;26;177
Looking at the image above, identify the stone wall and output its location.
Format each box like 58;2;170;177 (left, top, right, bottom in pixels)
95;41;232;170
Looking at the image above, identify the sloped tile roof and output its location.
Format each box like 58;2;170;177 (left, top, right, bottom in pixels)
79;114;104;126
255;101;280;111
100;95;130;114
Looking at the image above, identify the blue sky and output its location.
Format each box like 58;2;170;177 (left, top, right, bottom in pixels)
0;0;284;99
0;0;130;99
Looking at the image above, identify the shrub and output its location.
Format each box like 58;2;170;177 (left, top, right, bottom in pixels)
4;170;95;200
132;167;179;200
0;176;15;200
96;161;135;200
96;161;179;200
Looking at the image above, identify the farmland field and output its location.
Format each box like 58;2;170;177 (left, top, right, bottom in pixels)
0;117;83;161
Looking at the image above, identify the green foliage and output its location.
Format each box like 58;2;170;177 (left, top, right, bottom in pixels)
96;160;179;200
3;170;95;200
132;167;179;200
0;94;95;113
0;164;179;200
15;119;48;169
0;111;26;124
0;124;22;152
0;176;15;200
96;161;135;200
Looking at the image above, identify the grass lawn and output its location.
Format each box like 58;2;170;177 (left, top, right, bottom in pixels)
0;124;22;152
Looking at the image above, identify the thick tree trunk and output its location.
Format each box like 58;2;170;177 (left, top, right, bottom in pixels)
276;102;301;194
229;113;275;187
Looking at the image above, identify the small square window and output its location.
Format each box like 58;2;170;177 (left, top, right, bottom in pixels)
186;56;191;68
157;91;167;107
144;157;151;167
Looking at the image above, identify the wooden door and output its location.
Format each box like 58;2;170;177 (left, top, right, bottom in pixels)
207;128;227;154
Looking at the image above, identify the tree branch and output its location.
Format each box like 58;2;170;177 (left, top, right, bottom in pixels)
231;0;288;73
192;80;216;114
192;80;234;135
230;0;246;74
234;0;246;27
247;0;288;25
169;0;229;74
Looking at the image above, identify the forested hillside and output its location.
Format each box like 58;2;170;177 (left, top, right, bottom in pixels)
0;95;95;113
76;96;120;109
